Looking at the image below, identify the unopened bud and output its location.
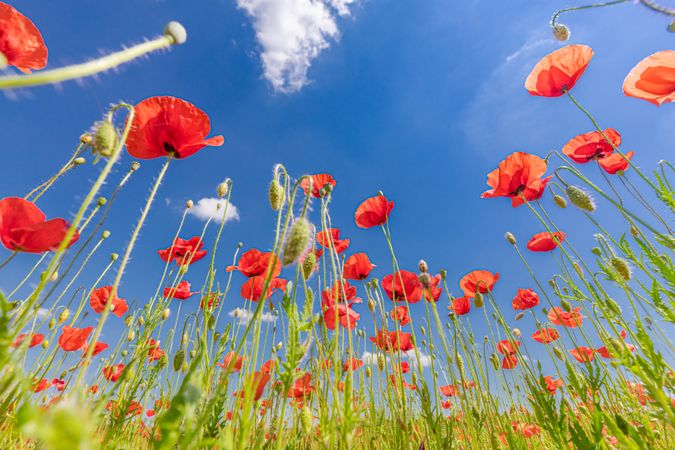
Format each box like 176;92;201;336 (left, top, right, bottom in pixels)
164;21;187;45
282;218;311;265
137;316;145;327
669;20;675;33
110;253;119;261
269;179;284;211
505;232;516;245
58;309;70;324
515;312;524;321
512;328;521;338
102;230;111;239
130;161;141;172
276;342;283;351
553;346;565;361
552;23;571;42
610;257;631;282
73;157;86;166
473;292;484;308
162;308;171;321
591;247;601;256
566;185;596;213
217;180;230;198
367;299;376;313
80;133;93;145
553;195;567;208
573;262;584;279
301;251;317;279
127;330;135;341
48;318;56;330
94;121;118;157
41;339;49;349
49;271;59;282
185;200;193;209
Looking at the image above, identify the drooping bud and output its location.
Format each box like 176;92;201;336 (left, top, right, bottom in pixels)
73;157;86;166
282;218;311;266
173;350;185;372
572;261;584;279
553;346;565;361
269;179;284;211
367;298;376;313
301;251;317;279
591;247;601;256
610;257;631;282
473;292;484;308
164;21;187;45
566;185;596;213
512;328;521;338
217;180;230;198
186;200;194;209
504;232;516;245
553;195;567;208
162;308;171;321
552;23;571;42
58;308;70;324
102;230;111;239
93;121;118;157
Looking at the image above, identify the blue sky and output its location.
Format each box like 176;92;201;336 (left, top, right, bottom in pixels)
2;0;674;379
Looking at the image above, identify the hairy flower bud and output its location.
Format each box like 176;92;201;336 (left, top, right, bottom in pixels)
173;350;185;372
553;346;565;361
127;330;135;341
552;23;571;41
566;185;596;213
591;247;602;256
269;179;284;211
217;180;230;198
504;232;516;245
282;218;311;266
58;308;70;324
473;292;484;308
130;161;141;172
610;257;631;282
301;251;317;279
94;121;118;157
553;195;567;208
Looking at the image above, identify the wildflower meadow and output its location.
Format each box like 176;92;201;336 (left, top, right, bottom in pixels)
0;1;674;449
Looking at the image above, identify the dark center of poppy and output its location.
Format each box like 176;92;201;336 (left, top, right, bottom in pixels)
163;142;177;157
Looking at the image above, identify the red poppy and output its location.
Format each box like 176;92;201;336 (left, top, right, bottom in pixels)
481;152;553;207
548;306;583;328
512;422;541;438
146;339;165;362
241;276;288;302
440;384;459;397
398;361;410;374
316;228;350;254
102;364;125;382
626;381;654;406
354;194;394;229
381;270;423;303
459;270;499;298
158;237;207;266
525;44;594;97
146;410;155;418
11;333;43;348
301;173;336;198
33;378;50;393
496;339;520;356
441;400;452;409
83;341;108;358
596;330;635;358
511;288;539;310
288;373;314;400
450;296;471;316
0;3;47;73
562;129;621;163
569;346;595;363
126;96;224;159
0;197;79;253
226;248;281;278
532;327;560;344
342;357;364;372
421;274;443;303
598;151;634;175
261;359;276;374
623;50;675;106
51;378;66;392
390;305;411;326
322;280;359;304
217;352;245;373
90;385;99;394
322;289;360;331
58;326;93;352
90;286;128;318
526;231;566;252
200;292;220;309
343;253;375;280
369;330;414;353
543;376;563;395
502;354;519;369
163;280;196;300
389;375;417;391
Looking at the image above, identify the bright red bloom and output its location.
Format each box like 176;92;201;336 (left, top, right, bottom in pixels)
398;361;410;374
511;288;539;310
548;306;583;328
0;197;79;253
626;381;654;405
90;286;128;318
146;339;165;362
596;330;635;358
369;330;414;353
623;50;675;106
502;354;518;369
343;253;375;280
562;129;621;163
158;237;207;266
481;152;553;207
102;364;125;382
525;44;594;97
440;384;459;397
569;346;595;363
218;352;245;373
441;400;452;409
544;376;563;395
301;174;336;198
390;306;411;326
512;422;541;438
322;287;360;331
496;339;520;355
354;194;394;229
226;248;281;278
421;274;443;303
58;326;93;352
0;3;47;73
33;378;50;393
598;151;634;175
11;333;43;348
261;359;276;374
381;270;423;303
200;292;220;309
316;228;350;254
342;357;364;372
241;276;288;302
83;341;108;358
163;280;196;300
526;231;566;252
532;327;560;344
322;280;358;304
450;296;471;316
389;375;417;391
288;373;314;401
459;270;499;298
51;378;66;392
126;96;224;159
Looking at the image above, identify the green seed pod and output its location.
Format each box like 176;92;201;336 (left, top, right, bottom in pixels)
269;179;285;211
282;218;311;265
504;232;516;245
439;269;447;280
41;339;49;349
301;406;312;436
94;121;118;157
58;308;70;324
553;346;565;361
48;318;56;330
561;299;572;312
173;350;185;372
553;195;567;208
610;257;631;281
367;299;376;313
473;293;484;308
301;251;317;279
591;247;602;256
566;185;596;213
552;23;571;41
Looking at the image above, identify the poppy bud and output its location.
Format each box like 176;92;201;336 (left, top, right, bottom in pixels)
490;353;499;370
190;349;197;358
48;318;56;329
102;230;111;239
504;232;516;245
572;261;584;279
367;299;376;313
162;308;171;321
217;180;230;198
512;328;521;338
553;194;567;208
418;260;428;274
429;343;435;351
138;316;145;327
301;406;312;436
282;218;311;266
269;179;285;211
552;23;571;42
420;325;426;336
49;271;59;282
73;157;86;166
41;339;49;349
207;315;216;329
127;330;135;341
553;346;565;361
561;299;571;312
591;247;601;256
301;251;317;279
668;20;675;33
121;350;128;357
377;354;385;371
173;350;185;372
80;133;93;145
365;367;372;378
610;257;631;281
276;342;283;351
130;161;141;172
94;121;118;157
185;200;194;209
606;298;621;316
111;253;119;261
418;272;431;288
164;21;187;45
566;185;596;213
515;312;524;321
473;293;484;308
439;269;447;280
58;308;70;324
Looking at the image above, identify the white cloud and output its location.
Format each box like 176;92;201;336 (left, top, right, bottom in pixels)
236;0;359;93
187;198;240;224
360;349;432;369
228;307;277;324
36;308;50;319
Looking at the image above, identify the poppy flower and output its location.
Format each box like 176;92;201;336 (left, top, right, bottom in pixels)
354;194;394;229
301;174;336;198
146;410;155;418
322;290;360;331
548;306;583;328
11;333;43;348
511;288;540;310
440;384;459;397
502;354;519;369
532;327;560;344
343;253;375;280
562;129;621;163
288;373;314;400
316;228;350;254
83;341;108;358
598;151;634;175
241;276;288;302
0;197;79;253
569;346;595;363
622;50;675;106
126;96;224;160
450;296;471;316
369;330;414;353
441;400;452;409
200;292;220;309
226;248;281;278
163;280;196;300
390;306;411;326
626;381;654;406
90;286;128;318
459;270;499;298
102;364;125;382
481;152;553;207
322;280;359;304
381;270;423;303
512;422;541;438
158;237;207;266
342;357;364;372
33;378;50;393
261;359;276;374
218;352;244;373
543;376;563;395
58;326;93;352
0;3;47;73
398;361;410;374
146;339;165;362
525;44;594;97
389;375;417;391
51;378;66;392
526;231;566;252
421;274;443;303
496;339;520;356
596;330;635;358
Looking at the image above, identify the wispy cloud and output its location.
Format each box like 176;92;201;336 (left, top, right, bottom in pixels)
360;350;432;369
187;198;240;224
228;307;277;324
236;0;360;93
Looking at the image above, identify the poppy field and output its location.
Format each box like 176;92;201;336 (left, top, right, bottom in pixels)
1;1;674;449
